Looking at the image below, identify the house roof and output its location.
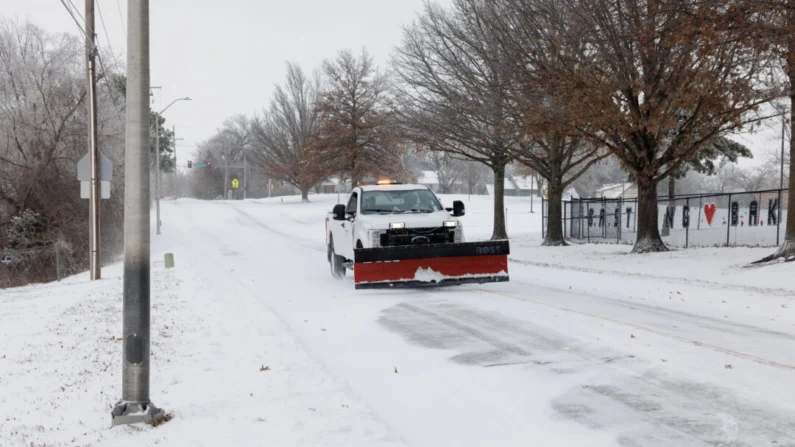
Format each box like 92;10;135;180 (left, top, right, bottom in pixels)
417;171;439;185
596;182;634;193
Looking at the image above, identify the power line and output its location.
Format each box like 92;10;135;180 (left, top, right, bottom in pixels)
96;0;116;59
116;0;127;40
95;46;125;124
66;0;85;22
59;0;87;39
94;1;125;124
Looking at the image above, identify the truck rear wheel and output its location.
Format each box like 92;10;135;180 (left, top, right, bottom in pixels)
328;236;346;279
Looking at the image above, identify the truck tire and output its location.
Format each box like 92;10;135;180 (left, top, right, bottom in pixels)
328;236;346;279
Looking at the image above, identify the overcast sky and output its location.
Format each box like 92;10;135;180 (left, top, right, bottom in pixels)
3;0;788;170
5;0;444;164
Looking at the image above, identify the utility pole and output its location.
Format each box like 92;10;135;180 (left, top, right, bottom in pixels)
85;0;101;280
112;0;165;426
173;125;183;199
155;117;161;235
224;147;229;200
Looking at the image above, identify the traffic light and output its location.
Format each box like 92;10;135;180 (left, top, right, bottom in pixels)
206;161;212;168
187;160;193;168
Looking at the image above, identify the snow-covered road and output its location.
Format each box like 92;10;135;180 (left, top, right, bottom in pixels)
169;196;795;446
2;193;794;446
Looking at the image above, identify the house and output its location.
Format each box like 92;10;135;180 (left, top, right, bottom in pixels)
417;170;467;194
316;178;349;194
595;183;637;199
486;175;540;197
417;171;440;192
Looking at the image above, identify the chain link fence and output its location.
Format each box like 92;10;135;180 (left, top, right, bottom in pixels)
543;188;789;248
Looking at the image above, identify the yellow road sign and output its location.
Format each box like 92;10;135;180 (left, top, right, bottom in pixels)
232;178;240;189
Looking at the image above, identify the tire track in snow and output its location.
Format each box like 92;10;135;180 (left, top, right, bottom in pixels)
508;258;795;298
470;285;795;372
379;302;795;446
230;205;326;254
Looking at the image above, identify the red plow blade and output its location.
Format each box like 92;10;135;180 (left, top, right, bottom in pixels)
353;240;509;289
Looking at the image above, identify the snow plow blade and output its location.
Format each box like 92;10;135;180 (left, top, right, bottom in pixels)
353;240;509;290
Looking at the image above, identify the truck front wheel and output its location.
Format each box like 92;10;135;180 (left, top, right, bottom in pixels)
328;236;346;279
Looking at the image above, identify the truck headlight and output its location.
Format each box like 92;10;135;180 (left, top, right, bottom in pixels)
370;230;386;247
443;221;458;228
389;222;405;229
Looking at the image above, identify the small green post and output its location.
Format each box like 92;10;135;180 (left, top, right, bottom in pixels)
164;253;175;269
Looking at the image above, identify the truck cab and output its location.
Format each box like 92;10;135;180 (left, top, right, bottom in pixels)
326;184;465;270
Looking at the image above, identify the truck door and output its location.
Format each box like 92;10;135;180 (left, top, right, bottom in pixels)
341;191;358;260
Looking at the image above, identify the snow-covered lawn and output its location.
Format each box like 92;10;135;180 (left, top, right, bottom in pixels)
1;192;794;446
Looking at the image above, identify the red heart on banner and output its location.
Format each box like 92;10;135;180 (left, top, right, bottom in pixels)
704;203;717;226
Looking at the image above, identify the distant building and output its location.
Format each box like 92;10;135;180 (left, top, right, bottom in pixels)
595;183;637;199
417;170;466;194
486;175;540;197
316;178;349;194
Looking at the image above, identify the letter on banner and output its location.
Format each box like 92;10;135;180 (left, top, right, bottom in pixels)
682;206;690;228
749;201;758;226
731;202;739;226
664;206;675;229
769;199;779;225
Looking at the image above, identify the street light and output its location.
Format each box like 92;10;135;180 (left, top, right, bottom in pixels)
153;96;191;235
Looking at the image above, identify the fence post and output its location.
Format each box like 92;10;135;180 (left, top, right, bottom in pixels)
617;197;622;243
697;195;703;230
726;193;732;246
563;200;567;239
541;199;545;239
685;197;690;249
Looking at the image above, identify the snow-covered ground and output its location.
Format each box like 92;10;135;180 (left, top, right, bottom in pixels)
1;192;794;446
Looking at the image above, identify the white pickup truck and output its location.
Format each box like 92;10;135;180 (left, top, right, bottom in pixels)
324;183;509;289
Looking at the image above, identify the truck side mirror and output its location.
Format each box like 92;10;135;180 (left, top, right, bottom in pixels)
332;204;346;221
453;200;465;217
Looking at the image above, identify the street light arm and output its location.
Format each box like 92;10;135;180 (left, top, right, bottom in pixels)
158;96;192;115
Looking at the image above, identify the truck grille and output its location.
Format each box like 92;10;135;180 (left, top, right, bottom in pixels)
382;227;455;246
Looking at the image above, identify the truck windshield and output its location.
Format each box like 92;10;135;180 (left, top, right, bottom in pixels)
361;189;444;214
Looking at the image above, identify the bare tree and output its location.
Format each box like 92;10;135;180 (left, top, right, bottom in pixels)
422;151;466;194
251;63;327;201
743;0;795;263
313;48;403;187
392;0;515;240
527;0;778;252
490;0;611;245
0;20;125;286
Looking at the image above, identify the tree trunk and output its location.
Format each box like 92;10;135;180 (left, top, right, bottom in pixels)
301;188;310;202
755;9;795;264
668;176;676;201
543;178;567;246
632;179;668;253
778;85;795;258
491;163;508;240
